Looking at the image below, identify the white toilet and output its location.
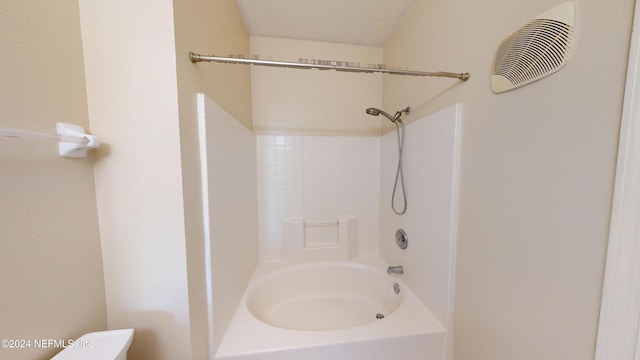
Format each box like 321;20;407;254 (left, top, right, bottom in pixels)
50;329;134;360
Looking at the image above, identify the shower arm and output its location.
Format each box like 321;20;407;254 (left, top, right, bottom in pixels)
189;53;470;80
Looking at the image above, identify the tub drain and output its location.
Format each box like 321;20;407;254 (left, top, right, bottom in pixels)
376;313;385;319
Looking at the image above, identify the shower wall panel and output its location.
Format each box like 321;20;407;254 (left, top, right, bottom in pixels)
380;104;461;339
257;135;380;262
198;94;259;353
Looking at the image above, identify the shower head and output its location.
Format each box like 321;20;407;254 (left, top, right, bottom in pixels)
366;107;410;123
366;107;393;120
365;107;383;116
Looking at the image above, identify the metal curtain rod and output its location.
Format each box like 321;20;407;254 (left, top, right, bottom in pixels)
189;53;470;81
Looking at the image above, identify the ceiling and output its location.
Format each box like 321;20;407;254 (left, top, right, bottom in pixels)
236;0;414;47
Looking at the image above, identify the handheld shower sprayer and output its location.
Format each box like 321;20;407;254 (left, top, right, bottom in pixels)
365;106;410;215
365;107;410;123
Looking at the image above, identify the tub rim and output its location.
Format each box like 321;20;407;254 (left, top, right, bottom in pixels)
245;260;406;331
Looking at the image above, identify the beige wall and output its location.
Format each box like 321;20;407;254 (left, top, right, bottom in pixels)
0;1;107;359
172;1;253;358
384;0;633;359
78;1;192;359
174;0;253;130
251;37;383;135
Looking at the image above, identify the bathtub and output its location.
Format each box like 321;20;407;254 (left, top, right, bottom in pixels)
215;259;446;360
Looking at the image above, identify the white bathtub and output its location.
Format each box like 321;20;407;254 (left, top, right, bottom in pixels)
215;259;446;360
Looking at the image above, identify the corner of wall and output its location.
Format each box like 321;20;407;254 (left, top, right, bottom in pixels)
79;1;193;359
172;1;253;358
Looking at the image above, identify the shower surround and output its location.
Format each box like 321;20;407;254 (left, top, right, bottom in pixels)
199;93;461;359
381;104;461;360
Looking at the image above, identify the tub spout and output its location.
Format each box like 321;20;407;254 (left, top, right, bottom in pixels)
387;265;404;274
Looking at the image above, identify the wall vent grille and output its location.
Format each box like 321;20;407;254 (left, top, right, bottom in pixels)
491;2;575;93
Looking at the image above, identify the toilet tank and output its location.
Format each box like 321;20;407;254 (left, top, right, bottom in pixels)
50;329;134;360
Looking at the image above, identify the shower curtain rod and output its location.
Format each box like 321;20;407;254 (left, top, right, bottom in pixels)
189;53;470;80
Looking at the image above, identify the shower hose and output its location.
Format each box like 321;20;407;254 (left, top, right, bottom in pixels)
392;120;407;215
